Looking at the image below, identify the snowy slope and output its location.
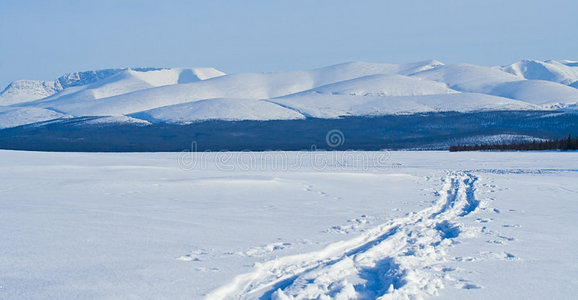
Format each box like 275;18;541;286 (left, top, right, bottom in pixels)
501;59;578;86
53;67;224;89
81;115;151;126
302;74;457;97
2;68;225;108
132;98;305;123
410;64;521;93
0;80;62;105
28;67;226;106
57;68;128;89
490;80;578;106
0;69;130;105
411;63;578;107
269;93;538;118
0;107;69;129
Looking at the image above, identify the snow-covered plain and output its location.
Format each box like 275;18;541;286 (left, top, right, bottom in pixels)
0;150;576;299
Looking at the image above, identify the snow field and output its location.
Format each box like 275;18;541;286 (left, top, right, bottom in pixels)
0;151;576;299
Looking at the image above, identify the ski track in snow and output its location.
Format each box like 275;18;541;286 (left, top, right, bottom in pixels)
206;171;484;299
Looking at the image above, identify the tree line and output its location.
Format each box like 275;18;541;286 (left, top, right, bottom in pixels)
450;134;578;152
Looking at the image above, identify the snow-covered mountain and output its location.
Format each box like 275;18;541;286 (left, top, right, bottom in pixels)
0;59;577;128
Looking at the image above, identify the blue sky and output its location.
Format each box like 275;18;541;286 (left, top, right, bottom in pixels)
1;0;577;88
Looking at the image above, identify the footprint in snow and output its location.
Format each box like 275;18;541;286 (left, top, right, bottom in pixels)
325;215;371;234
176;248;210;262
479;251;519;261
459;282;482;290
487;240;504;245
176;255;201;262
502;224;521;228
244;242;292;257
454;256;477;262
475;218;493;223
497;234;515;241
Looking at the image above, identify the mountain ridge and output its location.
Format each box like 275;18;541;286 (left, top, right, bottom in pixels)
0;59;577;129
